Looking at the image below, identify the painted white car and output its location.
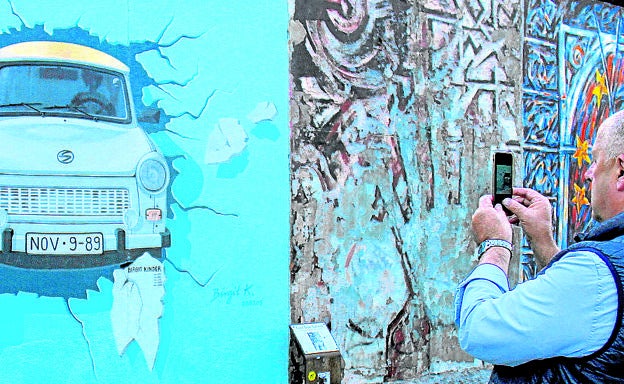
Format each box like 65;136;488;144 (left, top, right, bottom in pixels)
0;41;170;269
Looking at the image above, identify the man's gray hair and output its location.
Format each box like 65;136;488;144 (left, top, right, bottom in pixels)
601;110;624;160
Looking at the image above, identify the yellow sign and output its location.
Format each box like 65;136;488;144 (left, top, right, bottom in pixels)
307;370;317;382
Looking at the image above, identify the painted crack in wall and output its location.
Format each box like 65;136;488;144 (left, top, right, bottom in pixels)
0;1;289;382
0;14;217;371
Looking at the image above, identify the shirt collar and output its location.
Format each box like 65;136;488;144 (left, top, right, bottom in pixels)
574;211;624;242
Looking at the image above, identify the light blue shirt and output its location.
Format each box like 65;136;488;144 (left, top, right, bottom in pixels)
454;250;618;366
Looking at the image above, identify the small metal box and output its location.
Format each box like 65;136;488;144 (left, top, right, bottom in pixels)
289;322;344;384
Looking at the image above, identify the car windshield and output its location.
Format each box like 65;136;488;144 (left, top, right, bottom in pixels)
0;63;130;121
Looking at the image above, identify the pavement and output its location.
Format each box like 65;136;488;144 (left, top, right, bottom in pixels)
391;368;491;383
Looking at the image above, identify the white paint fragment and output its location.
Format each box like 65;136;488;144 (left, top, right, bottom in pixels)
300;77;332;101
247;101;277;123
204;118;248;164
111;253;165;370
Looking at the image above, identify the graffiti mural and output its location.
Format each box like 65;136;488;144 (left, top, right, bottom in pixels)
522;0;624;280
291;0;623;381
290;0;522;381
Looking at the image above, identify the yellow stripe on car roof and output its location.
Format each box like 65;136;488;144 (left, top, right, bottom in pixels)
0;41;128;72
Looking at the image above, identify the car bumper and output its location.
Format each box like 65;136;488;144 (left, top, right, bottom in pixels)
0;227;170;269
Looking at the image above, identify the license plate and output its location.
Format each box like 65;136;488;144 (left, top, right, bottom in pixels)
26;233;103;255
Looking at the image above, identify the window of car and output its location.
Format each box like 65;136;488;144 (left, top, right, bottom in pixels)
0;63;131;122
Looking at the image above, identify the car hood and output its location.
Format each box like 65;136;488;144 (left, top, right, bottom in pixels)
0;117;154;176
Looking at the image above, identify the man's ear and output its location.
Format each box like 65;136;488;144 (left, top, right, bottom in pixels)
616;154;624;191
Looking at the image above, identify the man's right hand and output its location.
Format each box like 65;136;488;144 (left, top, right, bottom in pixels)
503;187;560;269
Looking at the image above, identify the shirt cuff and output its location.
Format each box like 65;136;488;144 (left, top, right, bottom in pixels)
454;263;510;326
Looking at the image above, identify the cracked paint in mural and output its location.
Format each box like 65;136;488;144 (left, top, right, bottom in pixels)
291;0;436;381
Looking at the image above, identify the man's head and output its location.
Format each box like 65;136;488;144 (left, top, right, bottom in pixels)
82;69;103;91
585;110;624;222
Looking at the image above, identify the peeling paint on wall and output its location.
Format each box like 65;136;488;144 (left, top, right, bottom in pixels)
290;0;523;380
290;0;624;381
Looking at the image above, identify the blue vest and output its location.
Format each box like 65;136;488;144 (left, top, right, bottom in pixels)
490;213;624;383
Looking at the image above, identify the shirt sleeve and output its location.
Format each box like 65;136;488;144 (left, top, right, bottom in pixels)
454;250;618;366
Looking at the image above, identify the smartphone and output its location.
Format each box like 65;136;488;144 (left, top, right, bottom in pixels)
493;151;513;208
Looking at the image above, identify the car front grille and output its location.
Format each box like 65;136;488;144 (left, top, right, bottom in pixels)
0;187;130;216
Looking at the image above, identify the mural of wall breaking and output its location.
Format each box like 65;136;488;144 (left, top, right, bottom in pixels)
0;1;289;383
290;0;623;381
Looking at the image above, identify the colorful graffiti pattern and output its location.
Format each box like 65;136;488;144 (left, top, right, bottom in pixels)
523;1;624;280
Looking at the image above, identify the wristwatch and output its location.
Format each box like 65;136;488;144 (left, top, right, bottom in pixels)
477;239;513;259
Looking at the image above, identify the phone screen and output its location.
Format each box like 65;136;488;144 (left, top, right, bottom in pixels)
493;152;513;206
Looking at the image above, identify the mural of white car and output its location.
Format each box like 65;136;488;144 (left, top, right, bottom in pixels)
0;41;170;269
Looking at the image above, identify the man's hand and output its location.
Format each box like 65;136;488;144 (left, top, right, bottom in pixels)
472;195;513;243
472;195;513;271
503;187;560;269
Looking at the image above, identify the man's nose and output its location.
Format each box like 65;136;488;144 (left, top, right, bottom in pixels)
584;163;595;182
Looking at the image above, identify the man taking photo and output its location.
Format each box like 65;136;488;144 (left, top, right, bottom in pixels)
455;110;624;382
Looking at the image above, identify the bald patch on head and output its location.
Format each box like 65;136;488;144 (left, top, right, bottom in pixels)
596;110;624;161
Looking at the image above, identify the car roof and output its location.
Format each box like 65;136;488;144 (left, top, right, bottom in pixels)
0;41;129;72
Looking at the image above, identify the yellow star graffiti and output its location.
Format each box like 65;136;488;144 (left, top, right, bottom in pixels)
572;136;591;168
571;183;590;214
592;69;609;108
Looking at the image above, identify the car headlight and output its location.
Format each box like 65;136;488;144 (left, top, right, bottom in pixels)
138;157;168;193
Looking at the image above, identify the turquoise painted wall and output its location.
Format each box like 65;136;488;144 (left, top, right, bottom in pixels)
0;1;290;383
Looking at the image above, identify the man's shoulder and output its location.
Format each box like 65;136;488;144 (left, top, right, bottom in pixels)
547;247;611;273
559;248;608;262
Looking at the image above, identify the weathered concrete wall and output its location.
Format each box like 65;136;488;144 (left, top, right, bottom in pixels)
290;0;624;381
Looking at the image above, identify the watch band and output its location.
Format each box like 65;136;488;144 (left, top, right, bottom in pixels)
477;239;513;259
